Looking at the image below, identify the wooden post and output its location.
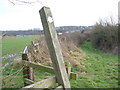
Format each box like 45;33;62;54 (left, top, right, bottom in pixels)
22;76;56;89
27;53;34;81
39;7;71;89
22;53;30;86
22;46;34;86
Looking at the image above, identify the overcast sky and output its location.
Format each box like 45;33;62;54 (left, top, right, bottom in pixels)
0;0;119;30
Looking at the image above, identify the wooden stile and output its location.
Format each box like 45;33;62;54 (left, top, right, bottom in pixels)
23;60;77;80
21;6;79;89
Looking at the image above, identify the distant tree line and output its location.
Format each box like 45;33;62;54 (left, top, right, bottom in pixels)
2;30;43;36
1;26;92;36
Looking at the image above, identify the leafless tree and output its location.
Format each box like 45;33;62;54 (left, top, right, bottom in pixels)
8;0;46;5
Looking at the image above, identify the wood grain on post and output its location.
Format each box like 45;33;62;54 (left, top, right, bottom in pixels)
39;7;71;89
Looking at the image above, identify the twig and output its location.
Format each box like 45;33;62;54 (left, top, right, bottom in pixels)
8;0;43;5
8;0;15;5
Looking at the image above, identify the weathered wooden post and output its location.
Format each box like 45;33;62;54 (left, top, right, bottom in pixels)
27;52;34;81
22;53;30;86
39;7;71;89
22;46;34;86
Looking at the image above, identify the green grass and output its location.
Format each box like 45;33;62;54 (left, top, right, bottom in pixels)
2;36;40;88
3;64;24;88
2;36;39;55
2;38;118;88
71;41;118;88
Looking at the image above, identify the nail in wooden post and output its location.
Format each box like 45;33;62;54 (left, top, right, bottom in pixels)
39;7;71;89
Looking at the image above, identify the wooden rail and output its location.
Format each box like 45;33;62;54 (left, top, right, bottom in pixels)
22;76;56;88
23;60;77;80
23;61;54;74
22;47;77;88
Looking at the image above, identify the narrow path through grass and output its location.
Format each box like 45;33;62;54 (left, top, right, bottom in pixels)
71;41;118;88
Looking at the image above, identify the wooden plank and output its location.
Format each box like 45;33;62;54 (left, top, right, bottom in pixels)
25;78;34;85
54;85;63;90
23;46;28;54
23;61;54;74
24;60;77;80
22;76;56;88
39;6;71;89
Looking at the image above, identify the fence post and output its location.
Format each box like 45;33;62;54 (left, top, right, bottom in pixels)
27;53;34;81
22;46;34;86
22;53;30;86
39;7;71;89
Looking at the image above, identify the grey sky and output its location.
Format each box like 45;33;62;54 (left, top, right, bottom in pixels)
0;0;119;30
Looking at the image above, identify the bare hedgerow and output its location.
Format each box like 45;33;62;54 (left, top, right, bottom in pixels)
90;19;118;55
29;33;87;69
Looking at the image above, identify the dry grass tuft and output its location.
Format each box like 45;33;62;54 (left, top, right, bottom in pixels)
28;33;87;68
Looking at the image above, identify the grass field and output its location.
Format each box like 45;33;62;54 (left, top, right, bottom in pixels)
2;36;118;88
71;42;118;88
2;36;39;55
2;36;40;88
